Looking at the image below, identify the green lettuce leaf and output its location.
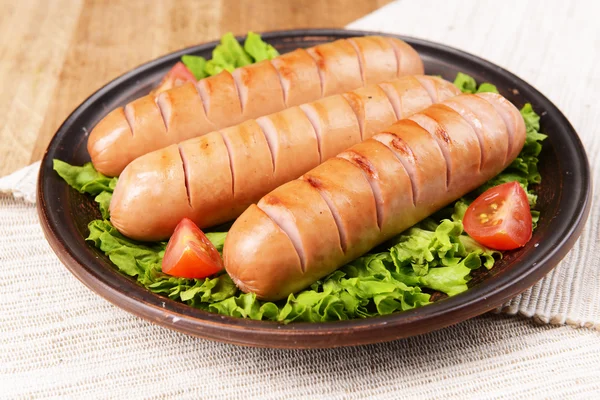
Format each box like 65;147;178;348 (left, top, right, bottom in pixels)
453;72;477;93
205;32;253;76
244;31;279;62
181;55;208;80
476;82;499;93
53;160;117;218
521;103;541;132
181;32;278;79
389;218;498;296
94;191;113;219
208;292;279;320
453;73;499;94
53;160;116;195
87;219;165;278
205;232;227;253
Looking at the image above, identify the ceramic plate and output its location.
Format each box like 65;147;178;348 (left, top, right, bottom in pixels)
37;29;592;348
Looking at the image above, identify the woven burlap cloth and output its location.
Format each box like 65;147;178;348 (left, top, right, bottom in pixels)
2;0;599;397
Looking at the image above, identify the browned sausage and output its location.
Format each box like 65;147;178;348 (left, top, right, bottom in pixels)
88;36;424;177
110;76;460;241
223;92;527;301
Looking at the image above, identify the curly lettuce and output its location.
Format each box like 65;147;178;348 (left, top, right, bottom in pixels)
182;32;279;79
53;160;116;219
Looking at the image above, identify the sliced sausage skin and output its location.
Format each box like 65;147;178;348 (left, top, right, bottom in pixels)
299;95;362;162
232;60;286;119
378;75;461;121
87;107;135;177
476;92;527;163
110;144;192;241
224;205;303;300
156;82;216;141
342;85;397;141
89;36;423;177
270;48;321;107
386;37;424;78
180;133;234;230
110;76;459;241
196;70;243;127
257;180;344;276
302;157;380;259
442;95;509;177
348;36;398;86
337;140;415;238
225;93;527;301
306;39;364;97
414;75;462;103
409;105;482;195
374;119;447;212
220;120;275;218
255;107;320;187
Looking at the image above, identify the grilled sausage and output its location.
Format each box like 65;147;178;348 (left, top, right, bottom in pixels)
110;76;460;241
223;92;527;301
88;36;423;177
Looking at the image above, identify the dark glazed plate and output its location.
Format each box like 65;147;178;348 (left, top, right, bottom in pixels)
37;29;592;348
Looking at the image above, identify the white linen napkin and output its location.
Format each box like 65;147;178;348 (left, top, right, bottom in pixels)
0;161;39;204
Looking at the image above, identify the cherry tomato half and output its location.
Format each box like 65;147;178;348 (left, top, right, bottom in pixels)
152;62;196;95
162;218;224;279
463;181;533;250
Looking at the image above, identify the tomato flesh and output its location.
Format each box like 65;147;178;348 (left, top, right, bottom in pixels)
463;182;533;250
152;62;196;95
162;218;224;279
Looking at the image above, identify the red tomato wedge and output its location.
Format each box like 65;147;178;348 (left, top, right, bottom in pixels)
152;61;196;95
162;218;224;279
463;182;533;250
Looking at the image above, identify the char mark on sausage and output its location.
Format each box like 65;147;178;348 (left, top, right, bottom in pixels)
303;175;348;252
176;144;192;208
255;117;278;174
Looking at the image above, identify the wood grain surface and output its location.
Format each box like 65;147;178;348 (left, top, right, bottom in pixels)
0;0;390;176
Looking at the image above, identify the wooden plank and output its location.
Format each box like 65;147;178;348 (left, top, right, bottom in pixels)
0;0;83;176
20;0;390;170
219;0;392;33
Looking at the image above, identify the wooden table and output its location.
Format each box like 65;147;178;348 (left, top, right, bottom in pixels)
0;0;389;177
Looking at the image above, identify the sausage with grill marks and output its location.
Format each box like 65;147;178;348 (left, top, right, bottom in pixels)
110;76;460;241
223;92;527;300
88;36;424;177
